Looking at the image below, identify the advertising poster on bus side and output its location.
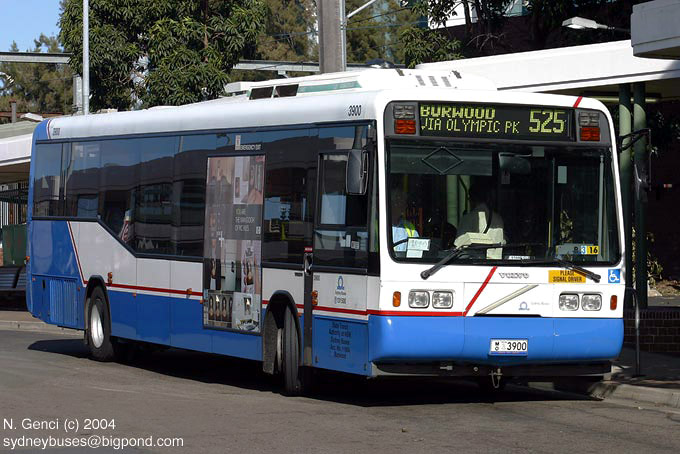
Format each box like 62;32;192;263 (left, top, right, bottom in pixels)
203;154;265;333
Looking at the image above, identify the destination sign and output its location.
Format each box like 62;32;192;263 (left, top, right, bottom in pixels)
419;103;573;141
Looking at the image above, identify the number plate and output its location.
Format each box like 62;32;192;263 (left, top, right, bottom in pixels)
489;339;528;356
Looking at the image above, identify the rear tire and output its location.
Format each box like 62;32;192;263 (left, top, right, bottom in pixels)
282;307;303;396
87;286;116;361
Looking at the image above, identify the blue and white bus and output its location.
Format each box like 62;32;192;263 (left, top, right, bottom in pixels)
27;69;624;394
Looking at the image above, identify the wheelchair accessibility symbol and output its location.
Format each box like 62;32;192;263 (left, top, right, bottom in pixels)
608;269;621;283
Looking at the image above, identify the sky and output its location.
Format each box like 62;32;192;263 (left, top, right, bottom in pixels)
1;0;62;52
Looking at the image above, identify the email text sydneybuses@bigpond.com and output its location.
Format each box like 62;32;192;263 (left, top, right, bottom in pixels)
2;418;184;450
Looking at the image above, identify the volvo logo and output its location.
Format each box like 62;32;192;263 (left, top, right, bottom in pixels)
498;272;529;279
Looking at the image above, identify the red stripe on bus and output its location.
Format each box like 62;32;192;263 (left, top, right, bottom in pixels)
367;309;464;316
106;282;202;297
462;266;498;315
315;306;367;316
573;96;583;108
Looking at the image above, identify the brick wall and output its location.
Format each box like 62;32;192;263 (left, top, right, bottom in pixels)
623;307;680;353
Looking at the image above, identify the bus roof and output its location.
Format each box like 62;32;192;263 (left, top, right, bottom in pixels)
39;69;599;142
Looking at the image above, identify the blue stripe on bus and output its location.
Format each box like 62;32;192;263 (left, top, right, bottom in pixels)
368;315;623;364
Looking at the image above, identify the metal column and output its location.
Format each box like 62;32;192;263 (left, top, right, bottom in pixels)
619;84;633;291
318;0;345;74
633;82;647;308
82;0;90;115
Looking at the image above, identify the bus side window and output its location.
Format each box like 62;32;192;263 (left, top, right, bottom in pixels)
98;139;139;244
313;124;371;269
135;136;179;254
174;134;214;257
64;142;101;218
262;135;316;265
32;143;63;217
315;153;368;269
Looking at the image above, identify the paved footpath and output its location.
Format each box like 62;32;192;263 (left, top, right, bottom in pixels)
3;310;680;411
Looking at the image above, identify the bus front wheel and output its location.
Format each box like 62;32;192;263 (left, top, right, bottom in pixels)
87;286;116;361
282;307;303;396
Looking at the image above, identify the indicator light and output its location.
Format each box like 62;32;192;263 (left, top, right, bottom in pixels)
395;119;416;134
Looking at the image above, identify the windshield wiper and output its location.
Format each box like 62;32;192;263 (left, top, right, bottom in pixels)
516;258;601;283
420;242;558;280
421;242;509;280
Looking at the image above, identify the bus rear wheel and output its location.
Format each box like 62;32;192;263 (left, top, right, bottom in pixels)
282;307;303;396
87;286;116;361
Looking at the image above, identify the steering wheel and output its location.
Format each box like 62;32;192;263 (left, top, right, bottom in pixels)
392;238;409;249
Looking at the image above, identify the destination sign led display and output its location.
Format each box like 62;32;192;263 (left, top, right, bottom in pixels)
419;103;573;141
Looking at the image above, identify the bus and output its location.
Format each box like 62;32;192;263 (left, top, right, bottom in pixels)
27;68;624;394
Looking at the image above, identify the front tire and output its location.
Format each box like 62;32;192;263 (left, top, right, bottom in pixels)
282;307;303;395
87;286;116;361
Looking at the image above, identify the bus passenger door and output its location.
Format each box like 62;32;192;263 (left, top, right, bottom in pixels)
310;127;372;375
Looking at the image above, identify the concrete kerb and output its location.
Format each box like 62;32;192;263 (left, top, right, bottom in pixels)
0;320;81;336
590;381;680;409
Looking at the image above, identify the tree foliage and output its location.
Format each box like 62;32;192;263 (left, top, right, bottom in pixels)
59;0;265;110
0;35;73;120
399;0;639;67
255;0;316;62
345;0;423;66
232;0;316;81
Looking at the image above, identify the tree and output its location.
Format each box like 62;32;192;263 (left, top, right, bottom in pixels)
345;0;423;66
399;0;638;67
399;1;465;67
0;35;73;121
256;0;316;62
232;0;317;81
59;0;266;110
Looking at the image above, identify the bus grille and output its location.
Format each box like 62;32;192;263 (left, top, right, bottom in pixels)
48;279;78;327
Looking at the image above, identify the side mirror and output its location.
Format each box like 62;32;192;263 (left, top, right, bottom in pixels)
634;158;650;202
346;149;368;195
499;153;531;175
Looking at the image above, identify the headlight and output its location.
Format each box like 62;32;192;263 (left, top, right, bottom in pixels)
582;294;602;311
408;290;430;308
432;291;453;309
559;294;579;311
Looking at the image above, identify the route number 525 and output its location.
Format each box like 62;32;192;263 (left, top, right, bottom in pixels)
529;109;567;134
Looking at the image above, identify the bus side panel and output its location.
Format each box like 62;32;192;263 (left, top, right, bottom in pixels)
212;330;262;361
170;261;211;352
171;299;212;352
312;316;370;376
107;290;138;340
29;220;85;330
136;259;170;345
75;222;138;339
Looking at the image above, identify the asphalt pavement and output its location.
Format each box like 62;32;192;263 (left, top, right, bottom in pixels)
1;316;680;453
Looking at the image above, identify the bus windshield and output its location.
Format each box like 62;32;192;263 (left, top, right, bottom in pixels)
387;139;620;265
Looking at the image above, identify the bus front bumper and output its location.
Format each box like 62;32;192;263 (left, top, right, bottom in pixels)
368;315;623;374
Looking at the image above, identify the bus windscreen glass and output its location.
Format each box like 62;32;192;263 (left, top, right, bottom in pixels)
419;103;573;141
387;139;620;265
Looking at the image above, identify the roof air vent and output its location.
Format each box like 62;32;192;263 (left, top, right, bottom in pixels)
250;86;274;100
274;84;299;98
